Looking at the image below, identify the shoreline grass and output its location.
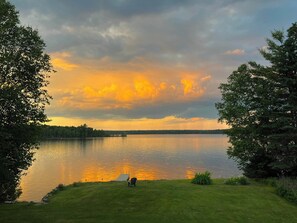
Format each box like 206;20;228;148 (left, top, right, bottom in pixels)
1;179;297;223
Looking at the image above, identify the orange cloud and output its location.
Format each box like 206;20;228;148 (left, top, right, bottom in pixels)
51;51;79;71
181;78;204;97
52;74;210;110
134;77;158;99
48;59;212;110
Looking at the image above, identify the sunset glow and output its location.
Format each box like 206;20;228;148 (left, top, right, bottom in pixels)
49;116;228;130
11;0;297;130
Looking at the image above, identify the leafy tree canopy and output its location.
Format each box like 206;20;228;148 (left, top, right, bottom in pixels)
216;23;297;178
0;0;53;202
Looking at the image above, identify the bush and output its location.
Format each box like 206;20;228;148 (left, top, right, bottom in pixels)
224;176;249;185
57;184;65;191
257;178;278;187
72;182;81;187
191;171;212;185
257;177;297;204
275;178;297;204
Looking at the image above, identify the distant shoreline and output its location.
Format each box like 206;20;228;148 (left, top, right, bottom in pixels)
105;129;228;135
41;125;228;140
42;134;127;140
42;131;227;140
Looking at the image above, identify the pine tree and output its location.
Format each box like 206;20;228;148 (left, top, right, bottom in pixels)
216;23;297;178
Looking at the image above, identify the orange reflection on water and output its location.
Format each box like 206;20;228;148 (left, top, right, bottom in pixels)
185;167;208;179
80;161;159;182
128;165;158;180
80;165;102;182
186;169;195;179
80;162;132;182
19;135;239;202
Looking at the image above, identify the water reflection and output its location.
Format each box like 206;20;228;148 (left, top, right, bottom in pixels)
19;134;240;201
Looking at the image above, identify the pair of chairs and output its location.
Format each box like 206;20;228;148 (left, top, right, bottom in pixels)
127;177;137;187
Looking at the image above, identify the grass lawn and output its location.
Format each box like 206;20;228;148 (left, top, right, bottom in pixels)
0;179;296;223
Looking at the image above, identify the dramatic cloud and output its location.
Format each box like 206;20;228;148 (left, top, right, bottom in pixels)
51;52;79;71
47;54;213;121
10;0;297;129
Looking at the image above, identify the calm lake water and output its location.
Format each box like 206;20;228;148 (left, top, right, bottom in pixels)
19;134;240;201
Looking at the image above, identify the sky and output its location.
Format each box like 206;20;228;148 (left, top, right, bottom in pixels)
10;0;297;130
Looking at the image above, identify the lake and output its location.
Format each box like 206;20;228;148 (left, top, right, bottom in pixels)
19;134;240;201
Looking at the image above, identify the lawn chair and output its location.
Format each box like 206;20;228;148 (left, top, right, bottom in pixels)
128;177;137;187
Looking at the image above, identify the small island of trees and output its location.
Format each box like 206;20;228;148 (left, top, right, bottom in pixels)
40;124;108;139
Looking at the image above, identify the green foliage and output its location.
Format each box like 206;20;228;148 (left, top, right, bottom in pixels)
276;178;297;204
191;171;212;185
224;176;249;185
257;178;278;187
57;184;65;191
216;22;297;178
0;0;53;202
72;182;82;187
259;178;297;204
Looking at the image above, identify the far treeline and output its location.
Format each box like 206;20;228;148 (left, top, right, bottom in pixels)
106;129;227;135
40;125;227;139
40;124;107;139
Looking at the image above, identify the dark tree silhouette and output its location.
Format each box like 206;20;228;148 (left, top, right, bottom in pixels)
40;124;106;138
216;23;297;178
0;0;53;202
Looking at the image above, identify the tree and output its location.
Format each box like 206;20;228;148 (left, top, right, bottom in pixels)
216;23;297;178
0;0;53;202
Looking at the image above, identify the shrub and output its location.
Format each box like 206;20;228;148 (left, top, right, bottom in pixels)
257;177;297;204
191;171;212;185
275;178;297;204
72;182;81;187
257;178;278;187
57;184;65;191
224;176;249;185
238;176;249;185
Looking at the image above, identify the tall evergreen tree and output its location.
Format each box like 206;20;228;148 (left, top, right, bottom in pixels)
216;23;297;178
0;0;53;202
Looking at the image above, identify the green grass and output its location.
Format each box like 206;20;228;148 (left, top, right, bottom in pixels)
0;179;297;223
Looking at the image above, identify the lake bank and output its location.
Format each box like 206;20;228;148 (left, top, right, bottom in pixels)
1;179;297;223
